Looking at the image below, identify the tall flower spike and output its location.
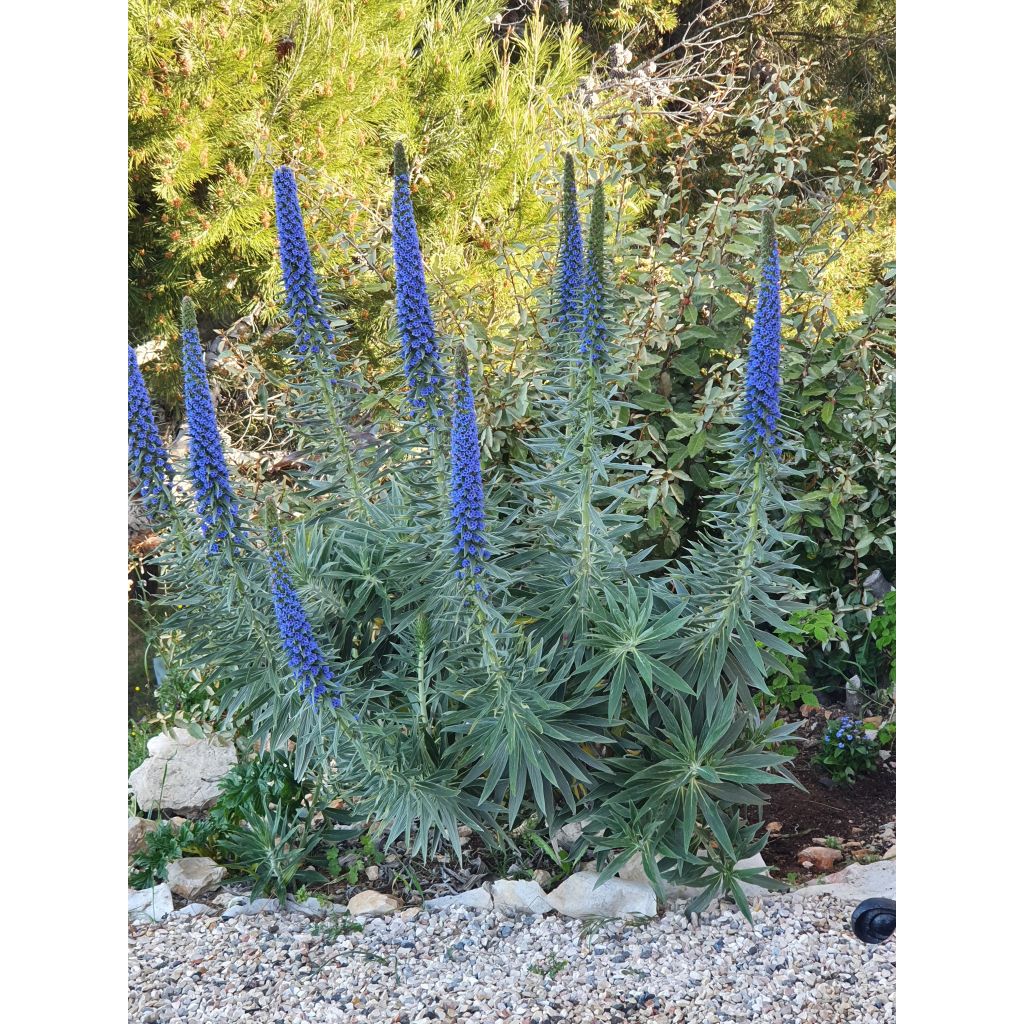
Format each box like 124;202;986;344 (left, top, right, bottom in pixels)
268;544;340;708
742;210;783;457
273;166;334;359
556;153;585;338
392;142;446;417
180;298;241;553
449;345;487;588
128;346;174;511
579;181;607;364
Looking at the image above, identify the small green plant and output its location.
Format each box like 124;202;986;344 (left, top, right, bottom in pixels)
128;720;151;775
529;954;569;980
876;720;896;748
869;591;896;683
823;836;842;850
815;717;879;785
130;819;221;888
217;801;322;905
761;609;848;713
312;912;364;942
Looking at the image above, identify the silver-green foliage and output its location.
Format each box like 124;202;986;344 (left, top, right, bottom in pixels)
149;167;809;918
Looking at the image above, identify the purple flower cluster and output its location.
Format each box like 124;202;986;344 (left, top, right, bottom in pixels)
449;347;487;588
128;346;173;510
273;165;334;359
556;153;585;338
742;211;782;457
268;546;340;707
180;298;241;553
392;143;445;417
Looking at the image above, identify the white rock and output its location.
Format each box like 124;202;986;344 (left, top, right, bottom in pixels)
492;879;553;915
128;883;174;923
170;903;215;918
546;872;656;919
790;859;896;901
221;898;282;919
128;816;158;860
883;844;896;860
347;891;402;917
424;887;493;912
128;727;237;814
165;857;226;899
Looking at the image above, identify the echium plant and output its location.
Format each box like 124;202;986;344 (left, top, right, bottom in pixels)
143;154;812;920
742;210;783;457
267;539;341;708
449;345;488;589
128;346;173;510
273;166;335;360
180;297;242;553
578;181;607;364
392;142;446;418
555;153;585;339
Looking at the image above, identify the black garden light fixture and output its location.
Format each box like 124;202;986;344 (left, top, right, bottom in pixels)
851;898;896;943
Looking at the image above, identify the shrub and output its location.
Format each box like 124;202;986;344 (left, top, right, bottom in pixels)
133;142;847;919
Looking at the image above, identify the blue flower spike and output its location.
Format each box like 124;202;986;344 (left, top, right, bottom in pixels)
128;346;174;511
267;537;340;708
273;165;335;360
556;153;585;338
392;142;446;418
449;345;487;589
180;297;242;553
742;210;783;458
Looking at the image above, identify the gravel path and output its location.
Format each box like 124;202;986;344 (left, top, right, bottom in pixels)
128;894;895;1023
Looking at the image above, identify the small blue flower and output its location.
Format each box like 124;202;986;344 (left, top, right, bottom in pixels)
743;210;782;458
180;298;242;550
449;346;487;585
392;143;446;418
273;166;334;359
267;543;339;707
128;346;173;511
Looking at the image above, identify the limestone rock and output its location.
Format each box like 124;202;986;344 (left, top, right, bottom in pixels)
128;816;158;860
492;879;553;915
790;859;896;902
128;883;174;923
128;727;237;814
883;844;896;860
546;872;656;919
165;857;226;900
170;903;215;918
531;869;553;891
347;891;402;918
424;887;493;912
798;846;844;871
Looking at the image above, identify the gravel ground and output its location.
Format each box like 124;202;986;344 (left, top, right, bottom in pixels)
128;894;895;1024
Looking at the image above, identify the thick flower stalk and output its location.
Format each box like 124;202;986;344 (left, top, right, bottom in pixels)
742;211;782;457
556;153;585;336
449;345;487;588
392;142;446;417
180;298;241;553
268;545;340;708
273;166;334;359
128;346;174;510
579;181;607;365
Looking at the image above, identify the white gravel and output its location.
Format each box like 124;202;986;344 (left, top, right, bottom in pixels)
128;894;895;1023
